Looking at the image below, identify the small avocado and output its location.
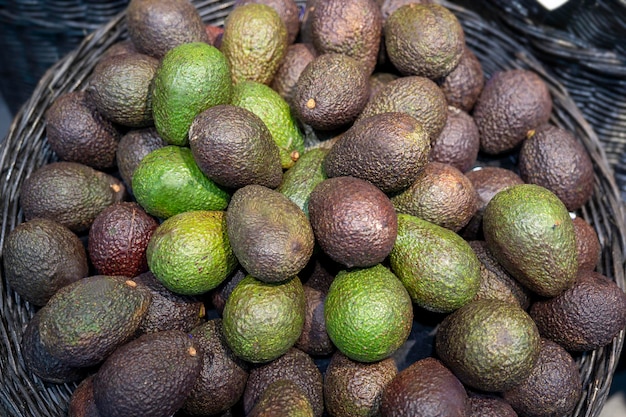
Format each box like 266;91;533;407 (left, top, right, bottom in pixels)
243;347;324;417
381;357;468;417
358;76;448;142
92;330;202;417
518;124;594;211
182;319;249;416
439;45;485;113
462;166;524;240
391;162;478;232
235;0;301;45
473;69;552;155
88;202;158;278
435;299;541;392
222;275;306;363
87;52;159;127
152;42;232;146
467;393;517;417
20;161;126;233
278;147;329;217
324;112;431;194
116;128;166;193
133;271;205;334
249;380;315;417
295;284;334;357
37;276;151;368
572;216;601;272
430;106;480;173
324;351;397;417
482;183;577;297
384;3;465;79
390;213;481;313
469;240;531;309
226;185;314;283
271;43;318;105
3;218;88;306
45;91;120;170
530;270;626;351
189;105;283;189
503;339;582;417
220;3;288;84
126;0;209;59
21;311;86;384
311;0;382;74
308;177;398;268
293;53;370;131
68;376;101;417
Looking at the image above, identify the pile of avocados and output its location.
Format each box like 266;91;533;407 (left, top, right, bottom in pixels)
3;0;626;416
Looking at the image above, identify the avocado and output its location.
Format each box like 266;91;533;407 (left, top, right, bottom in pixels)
469;240;531;309
518;124;594;211
37;275;151;368
572;216;601;272
530;270;626;351
502;339;582;417
92;330;202;417
324;351;397;417
308;176;398;268
311;0;382;74
222;275;306;363
21;311;86;384
293;53;370;131
226;184;314;282
439;45;485;113
87;52;159;127
467;394;517;417
210;268;247;315
126;0;209;59
358;76;448;142
3;218;88;306
88;202;158;278
435;299;541;392
462;166;524;240
390;213;481;313
116;128;166;193
294;284;334;357
379;0;434;23
429;106;480;173
189;105;283;189
278;147;329;217
482;183;577;297
220;3;288;84
243;347;324;417
384;3;465;79
323;112;431;193
271;43;317;105
20;161;126;233
69;376;101;417
182;319;249;416
369;72;398;100
98;39;138;63
249;380;315;417
235;0;301;45
230;80;305;169
152;42;232;146
45;91;120;169
381;357;468;417
473;69;552;155
324;264;413;363
391;162;478;232
133;271;205;334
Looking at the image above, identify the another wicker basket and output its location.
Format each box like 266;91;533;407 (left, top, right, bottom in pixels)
0;1;625;416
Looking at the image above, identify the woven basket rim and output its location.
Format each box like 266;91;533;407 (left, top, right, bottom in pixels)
1;1;625;416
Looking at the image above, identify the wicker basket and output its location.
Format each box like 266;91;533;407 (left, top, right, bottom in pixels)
0;0;131;114
1;0;625;416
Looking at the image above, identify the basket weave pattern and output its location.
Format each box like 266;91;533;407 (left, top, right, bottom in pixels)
0;1;625;416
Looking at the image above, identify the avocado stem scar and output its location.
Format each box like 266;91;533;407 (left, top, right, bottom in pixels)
306;98;316;109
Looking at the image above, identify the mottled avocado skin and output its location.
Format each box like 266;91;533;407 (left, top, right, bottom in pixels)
248;380;315;417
